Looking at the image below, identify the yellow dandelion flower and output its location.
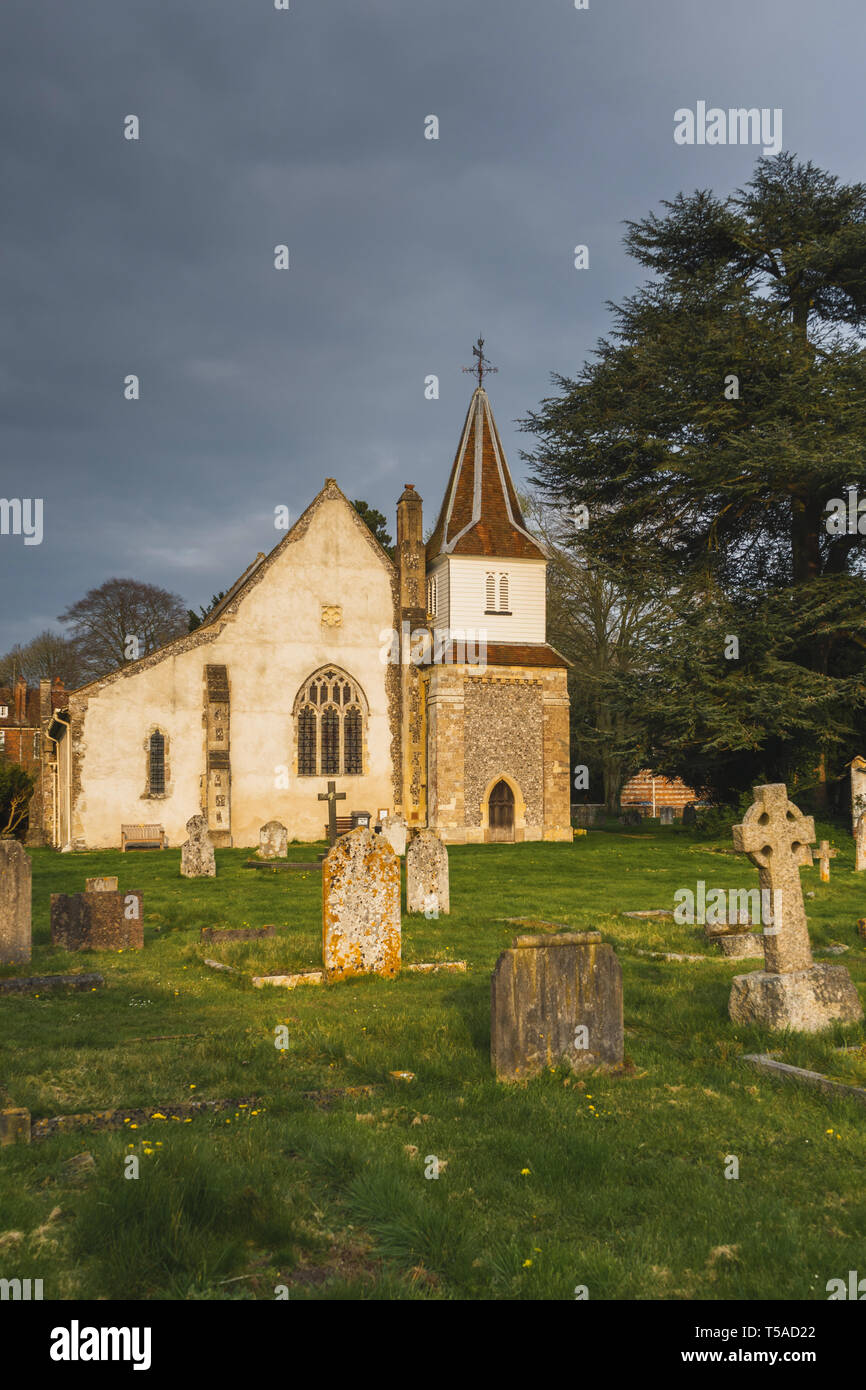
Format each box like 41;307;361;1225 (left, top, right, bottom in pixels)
151;1112;166;1120
522;1259;532;1268
184;1118;192;1123
130;1123;138;1130
189;1084;196;1089
520;1168;531;1176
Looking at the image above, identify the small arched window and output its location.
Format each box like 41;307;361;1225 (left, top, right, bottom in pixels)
499;573;509;611
149;730;165;794
427;576;437;617
485;572;496;610
294;668;367;777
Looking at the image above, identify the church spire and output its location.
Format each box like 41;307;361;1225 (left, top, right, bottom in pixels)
426;365;544;563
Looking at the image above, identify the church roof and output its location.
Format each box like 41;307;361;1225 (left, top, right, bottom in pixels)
432;641;570;669
426;387;545;563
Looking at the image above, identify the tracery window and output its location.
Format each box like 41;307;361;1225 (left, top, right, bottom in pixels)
294;668;366;777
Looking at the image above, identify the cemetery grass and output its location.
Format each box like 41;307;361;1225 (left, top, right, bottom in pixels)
2;826;866;1301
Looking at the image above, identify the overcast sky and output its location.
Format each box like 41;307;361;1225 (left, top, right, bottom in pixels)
1;0;862;651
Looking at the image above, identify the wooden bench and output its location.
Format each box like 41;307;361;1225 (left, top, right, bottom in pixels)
323;816;354;840
121;823;166;851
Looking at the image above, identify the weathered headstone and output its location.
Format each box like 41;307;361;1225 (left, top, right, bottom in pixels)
851;756;866;836
659;806;674;826
682;803;697;827
406;829;450;916
379;813;408;857
855;815;866;873
815;840;837;883
491;932;623;1082
322;826;400;982
729;784;862;1031
796;843;813;868
51;892;144;951
0;840;31;965
180;815;216;878
85;876;118;892
257;821;288;860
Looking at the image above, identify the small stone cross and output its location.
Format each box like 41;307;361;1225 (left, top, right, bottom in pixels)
732;784;815;974
318;780;346;847
815;840;837;883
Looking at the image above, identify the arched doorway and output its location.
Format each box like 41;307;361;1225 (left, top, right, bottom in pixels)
488;779;515;842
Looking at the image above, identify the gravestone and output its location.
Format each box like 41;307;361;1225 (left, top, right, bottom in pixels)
379;813;408;856
682;803;697;827
0;840;31;965
322;826;401;982
258;821;288;860
851;756;866;836
728;784;862;1031
318;780;346;846
855;815;866;873
180;815;216;878
796;843;813;868
491;932;623;1082
815;840;837;883
406;829;450;916
659;806;674;826
619;809;642;827
51;892;144;951
85;876;118;892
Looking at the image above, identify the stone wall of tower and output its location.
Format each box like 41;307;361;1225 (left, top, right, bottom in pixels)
426;661;571;843
542;669;573;841
396;485;428;827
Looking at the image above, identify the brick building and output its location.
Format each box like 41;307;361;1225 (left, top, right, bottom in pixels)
0;676;66;776
619;770;700;817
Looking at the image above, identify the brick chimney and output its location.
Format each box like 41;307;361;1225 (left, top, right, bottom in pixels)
14;675;27;724
39;678;51;724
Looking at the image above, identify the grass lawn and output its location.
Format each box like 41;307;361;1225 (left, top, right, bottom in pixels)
1;822;865;1301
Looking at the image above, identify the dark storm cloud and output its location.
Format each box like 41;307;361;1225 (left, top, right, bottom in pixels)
1;0;861;647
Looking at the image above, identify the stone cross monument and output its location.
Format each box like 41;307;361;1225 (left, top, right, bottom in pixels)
729;784;862;1031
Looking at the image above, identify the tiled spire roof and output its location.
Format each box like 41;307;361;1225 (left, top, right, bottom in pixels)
426;387;545;562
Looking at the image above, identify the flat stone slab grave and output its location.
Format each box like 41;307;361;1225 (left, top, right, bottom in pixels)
742;1054;866;1109
491;931;624;1082
243;860;322;872
251;960;467;989
0;972;104;996
200;925;277;943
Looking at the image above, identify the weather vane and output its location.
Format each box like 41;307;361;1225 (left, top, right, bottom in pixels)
462;336;498;388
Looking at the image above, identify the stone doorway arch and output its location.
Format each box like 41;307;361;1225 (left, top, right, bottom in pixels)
481;774;526;843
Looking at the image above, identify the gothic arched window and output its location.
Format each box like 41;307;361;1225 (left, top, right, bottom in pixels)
143;727;170;798
293;668;367;777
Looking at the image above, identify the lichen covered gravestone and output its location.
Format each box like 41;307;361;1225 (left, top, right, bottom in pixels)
379;813;407;857
406;829;450;916
180;815;216;878
851;756;866;836
659;806;674;826
322;826;400;982
491;931;623;1082
51;892;144;951
258;821;288;860
0;840;31;965
85;876;118;892
728;784;862;1031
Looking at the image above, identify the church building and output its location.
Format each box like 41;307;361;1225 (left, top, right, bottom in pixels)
36;383;572;848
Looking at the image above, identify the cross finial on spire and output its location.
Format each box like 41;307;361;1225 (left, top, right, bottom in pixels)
462;336;498;389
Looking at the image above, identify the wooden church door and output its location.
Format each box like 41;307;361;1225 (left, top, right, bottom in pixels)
488;779;515;842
